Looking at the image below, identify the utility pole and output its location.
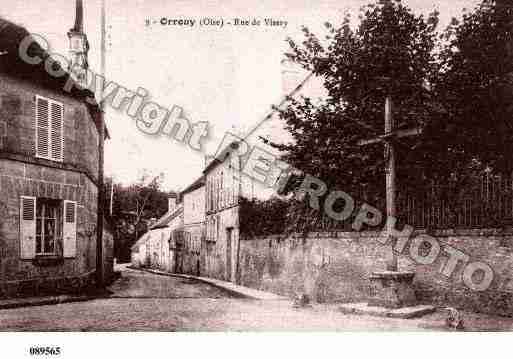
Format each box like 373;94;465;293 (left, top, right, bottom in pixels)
96;0;106;288
109;177;114;217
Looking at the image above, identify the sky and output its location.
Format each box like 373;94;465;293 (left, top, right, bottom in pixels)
1;0;480;191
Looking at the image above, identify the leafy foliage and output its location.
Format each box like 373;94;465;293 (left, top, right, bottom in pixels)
239;196;290;237
271;0;513;231
427;0;513;175
274;0;440;195
104;172;175;261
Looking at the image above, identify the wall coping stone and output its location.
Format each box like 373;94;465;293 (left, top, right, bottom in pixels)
243;228;513;241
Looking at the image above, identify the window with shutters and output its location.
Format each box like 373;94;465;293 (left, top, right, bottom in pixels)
35;95;64;162
19;197;77;260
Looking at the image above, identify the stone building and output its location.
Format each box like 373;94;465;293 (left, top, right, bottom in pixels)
131;179;206;276
203;145;245;282
0;8;112;298
147;206;184;273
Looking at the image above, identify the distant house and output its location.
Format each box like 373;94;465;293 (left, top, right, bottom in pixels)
131;196;183;272
131;178;207;276
0;5;113;298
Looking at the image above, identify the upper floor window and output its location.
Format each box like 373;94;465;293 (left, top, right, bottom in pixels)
35;95;64;162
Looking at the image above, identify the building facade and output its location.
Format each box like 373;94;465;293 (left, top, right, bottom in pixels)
203;147;243;282
131;180;207;277
146;207;184;273
0;15;112;297
181;177;205;276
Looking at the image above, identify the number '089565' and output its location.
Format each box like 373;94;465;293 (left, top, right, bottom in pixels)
29;346;61;356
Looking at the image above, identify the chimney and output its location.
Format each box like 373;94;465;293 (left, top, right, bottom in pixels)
67;0;89;87
168;196;177;213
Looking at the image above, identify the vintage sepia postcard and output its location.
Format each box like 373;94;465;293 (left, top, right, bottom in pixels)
0;0;511;357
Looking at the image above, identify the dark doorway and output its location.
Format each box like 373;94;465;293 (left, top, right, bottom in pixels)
226;227;233;282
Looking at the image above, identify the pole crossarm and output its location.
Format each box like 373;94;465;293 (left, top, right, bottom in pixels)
357;127;423;147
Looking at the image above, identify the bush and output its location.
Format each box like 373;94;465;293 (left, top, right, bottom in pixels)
239;196;290;238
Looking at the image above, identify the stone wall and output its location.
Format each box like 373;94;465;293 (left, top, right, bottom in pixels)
238;230;513;316
0;159;103;297
0;74;100;181
0;73;112;298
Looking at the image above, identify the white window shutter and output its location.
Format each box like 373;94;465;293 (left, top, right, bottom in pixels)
50;102;64;161
36;97;49;159
63;200;77;258
20;196;36;259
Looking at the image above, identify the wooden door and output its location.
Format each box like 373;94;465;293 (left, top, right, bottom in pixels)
226;228;233;282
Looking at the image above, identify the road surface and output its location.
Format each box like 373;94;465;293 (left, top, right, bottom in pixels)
0;266;512;331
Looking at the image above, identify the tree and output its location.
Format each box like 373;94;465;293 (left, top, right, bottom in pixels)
428;0;513;175
272;0;440;220
107;171;175;261
274;0;513;230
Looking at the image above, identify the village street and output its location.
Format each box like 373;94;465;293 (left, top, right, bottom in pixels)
0;265;511;331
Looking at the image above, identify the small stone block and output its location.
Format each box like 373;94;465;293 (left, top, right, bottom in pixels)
368;271;417;309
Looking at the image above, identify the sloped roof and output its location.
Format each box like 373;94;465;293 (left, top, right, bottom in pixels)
0;17;109;138
131;231;151;250
203;141;240;174
150;205;183;230
181;175;205;195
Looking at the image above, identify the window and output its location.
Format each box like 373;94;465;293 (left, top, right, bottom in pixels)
19;197;77;259
207;179;211;212
209;178;214;212
216;215;220;241
220;172;224;208
36;96;64;162
206;217;217;242
36;199;60;255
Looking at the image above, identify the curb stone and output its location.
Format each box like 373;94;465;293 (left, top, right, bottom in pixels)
131;266;288;301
